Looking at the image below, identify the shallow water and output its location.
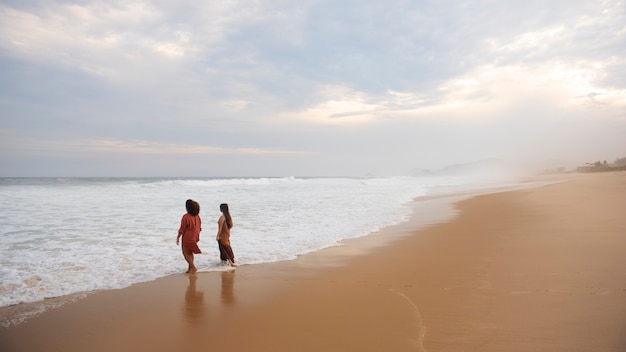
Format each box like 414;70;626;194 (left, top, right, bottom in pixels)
0;175;518;311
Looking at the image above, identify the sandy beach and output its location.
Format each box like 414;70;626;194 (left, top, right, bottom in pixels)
2;172;625;351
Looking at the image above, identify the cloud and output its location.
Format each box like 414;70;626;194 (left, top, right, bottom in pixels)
0;130;312;157
1;0;625;176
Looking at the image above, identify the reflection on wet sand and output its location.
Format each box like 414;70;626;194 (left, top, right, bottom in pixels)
221;271;236;305
183;275;207;325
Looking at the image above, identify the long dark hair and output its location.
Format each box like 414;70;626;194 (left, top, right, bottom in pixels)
186;199;200;216
220;203;232;229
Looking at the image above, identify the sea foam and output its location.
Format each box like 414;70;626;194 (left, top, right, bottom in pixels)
0;175;498;309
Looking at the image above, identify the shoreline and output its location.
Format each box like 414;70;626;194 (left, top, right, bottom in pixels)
0;178;546;325
0;176;532;312
2;172;625;351
0;184;467;328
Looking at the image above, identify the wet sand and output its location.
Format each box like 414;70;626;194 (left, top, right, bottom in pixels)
2;172;625;351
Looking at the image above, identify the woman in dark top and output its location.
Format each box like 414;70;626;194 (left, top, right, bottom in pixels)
216;203;236;266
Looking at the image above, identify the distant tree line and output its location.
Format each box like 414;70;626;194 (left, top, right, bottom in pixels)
576;157;626;173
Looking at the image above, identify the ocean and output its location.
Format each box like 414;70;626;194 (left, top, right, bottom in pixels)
0;175;530;324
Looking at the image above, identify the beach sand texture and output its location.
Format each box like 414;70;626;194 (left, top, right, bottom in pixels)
2;172;625;351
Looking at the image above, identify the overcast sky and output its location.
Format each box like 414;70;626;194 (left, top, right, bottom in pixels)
1;0;625;177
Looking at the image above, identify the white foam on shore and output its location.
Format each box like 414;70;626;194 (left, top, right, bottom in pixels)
0;176;544;326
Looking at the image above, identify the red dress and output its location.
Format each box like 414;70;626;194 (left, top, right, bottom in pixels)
179;213;202;254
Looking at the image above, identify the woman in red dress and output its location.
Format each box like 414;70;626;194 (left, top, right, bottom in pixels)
176;199;202;274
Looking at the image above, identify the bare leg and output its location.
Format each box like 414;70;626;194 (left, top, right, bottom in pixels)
188;252;197;274
181;246;189;272
182;247;198;273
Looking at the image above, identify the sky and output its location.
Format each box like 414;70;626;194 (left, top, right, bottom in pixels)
1;0;625;177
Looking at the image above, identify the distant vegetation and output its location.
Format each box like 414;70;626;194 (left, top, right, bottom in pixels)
542;157;626;174
575;157;626;173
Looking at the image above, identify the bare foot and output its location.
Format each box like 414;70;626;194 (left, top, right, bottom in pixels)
189;267;198;274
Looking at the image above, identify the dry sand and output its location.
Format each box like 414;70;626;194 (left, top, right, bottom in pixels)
2;172;625;351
